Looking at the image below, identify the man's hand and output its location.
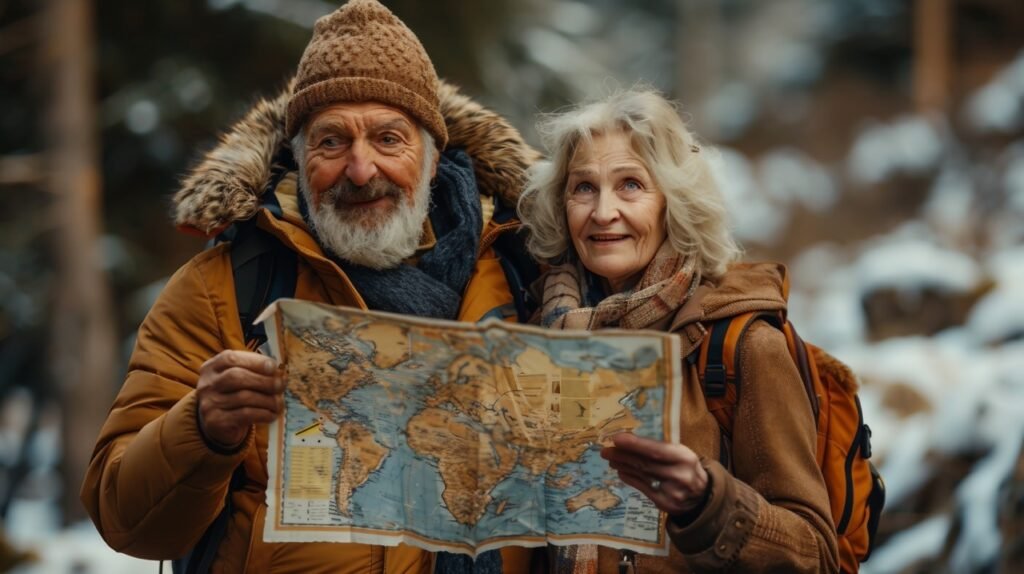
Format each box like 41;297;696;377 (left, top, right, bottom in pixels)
196;350;284;450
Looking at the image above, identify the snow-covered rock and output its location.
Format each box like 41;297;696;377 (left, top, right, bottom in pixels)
758;147;839;212
967;285;1024;345
923;166;976;242
848;116;946;184
852;227;982;296
964;48;1024;134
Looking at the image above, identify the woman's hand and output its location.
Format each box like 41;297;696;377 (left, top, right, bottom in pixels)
601;432;710;516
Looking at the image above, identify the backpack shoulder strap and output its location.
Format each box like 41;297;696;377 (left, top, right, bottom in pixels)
780;322;820;420
695;311;783;435
490;195;541;322
229;219;298;347
171;466;247;574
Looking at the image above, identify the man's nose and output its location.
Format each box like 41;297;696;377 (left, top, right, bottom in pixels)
344;140;378;186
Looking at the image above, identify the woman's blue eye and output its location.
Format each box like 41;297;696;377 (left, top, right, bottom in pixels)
623;179;642;191
574;182;595;193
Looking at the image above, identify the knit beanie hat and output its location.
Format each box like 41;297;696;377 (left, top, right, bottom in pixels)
286;0;448;149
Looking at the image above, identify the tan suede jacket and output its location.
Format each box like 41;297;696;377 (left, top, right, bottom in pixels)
567;263;840;573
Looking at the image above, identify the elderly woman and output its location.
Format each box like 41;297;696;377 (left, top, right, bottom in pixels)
518;89;839;573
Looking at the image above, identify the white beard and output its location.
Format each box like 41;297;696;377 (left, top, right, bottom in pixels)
298;159;434;271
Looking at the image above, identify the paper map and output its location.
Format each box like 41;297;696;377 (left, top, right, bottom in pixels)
257;299;681;557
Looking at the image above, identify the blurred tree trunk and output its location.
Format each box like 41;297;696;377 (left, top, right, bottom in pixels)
914;0;951;112
676;0;722;139
44;0;117;524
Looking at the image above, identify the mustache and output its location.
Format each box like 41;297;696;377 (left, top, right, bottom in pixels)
321;177;404;206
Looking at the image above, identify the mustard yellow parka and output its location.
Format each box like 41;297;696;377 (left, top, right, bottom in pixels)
81;81;541;574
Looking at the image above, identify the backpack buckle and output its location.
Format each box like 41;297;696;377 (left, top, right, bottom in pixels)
861;424;873;459
705;364;727;397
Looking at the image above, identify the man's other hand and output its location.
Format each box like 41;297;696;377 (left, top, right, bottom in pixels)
196;350;284;450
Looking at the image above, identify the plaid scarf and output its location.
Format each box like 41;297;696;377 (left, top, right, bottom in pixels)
540;241;700;332
540;240;699;573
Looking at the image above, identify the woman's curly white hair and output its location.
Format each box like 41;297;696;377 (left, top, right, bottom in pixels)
518;87;741;279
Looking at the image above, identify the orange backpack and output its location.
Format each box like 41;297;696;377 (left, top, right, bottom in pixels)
695;311;885;573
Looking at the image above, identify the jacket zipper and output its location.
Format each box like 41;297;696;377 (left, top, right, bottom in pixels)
619;549;636;573
836;396;864;533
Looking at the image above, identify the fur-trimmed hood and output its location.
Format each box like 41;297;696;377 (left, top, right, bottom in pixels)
173;78;541;235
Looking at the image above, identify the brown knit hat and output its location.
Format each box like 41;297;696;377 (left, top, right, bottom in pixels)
286;0;448;149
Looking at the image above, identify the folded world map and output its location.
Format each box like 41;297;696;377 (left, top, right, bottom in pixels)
257;299;682;557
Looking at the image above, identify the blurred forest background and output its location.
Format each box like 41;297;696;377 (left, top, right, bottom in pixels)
1;0;1022;572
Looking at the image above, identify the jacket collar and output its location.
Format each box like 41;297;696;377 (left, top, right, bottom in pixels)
670;262;791;356
174;78;541;236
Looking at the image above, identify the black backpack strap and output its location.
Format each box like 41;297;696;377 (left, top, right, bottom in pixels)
694;312;784;400
172;466;247;574
701;317;731;397
864;460;886;561
490;196;541;322
229;218;298;347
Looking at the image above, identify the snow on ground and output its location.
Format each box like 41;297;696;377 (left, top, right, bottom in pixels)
6;505;154;574
950;356;1024;571
862;514;951;574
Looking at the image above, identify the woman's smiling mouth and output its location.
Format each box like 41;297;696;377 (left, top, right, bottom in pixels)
589;233;630;243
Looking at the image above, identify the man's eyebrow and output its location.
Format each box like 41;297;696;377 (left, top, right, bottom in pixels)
307;121;350;140
370;118;414;133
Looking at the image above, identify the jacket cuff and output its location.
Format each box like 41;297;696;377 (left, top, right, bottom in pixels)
669;471;713;527
195;398;251;455
667;459;759;565
158;391;252;486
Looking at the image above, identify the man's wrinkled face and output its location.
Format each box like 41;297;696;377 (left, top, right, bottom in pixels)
295;102;438;269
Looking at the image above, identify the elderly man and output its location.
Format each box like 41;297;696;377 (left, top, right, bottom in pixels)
81;1;539;572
